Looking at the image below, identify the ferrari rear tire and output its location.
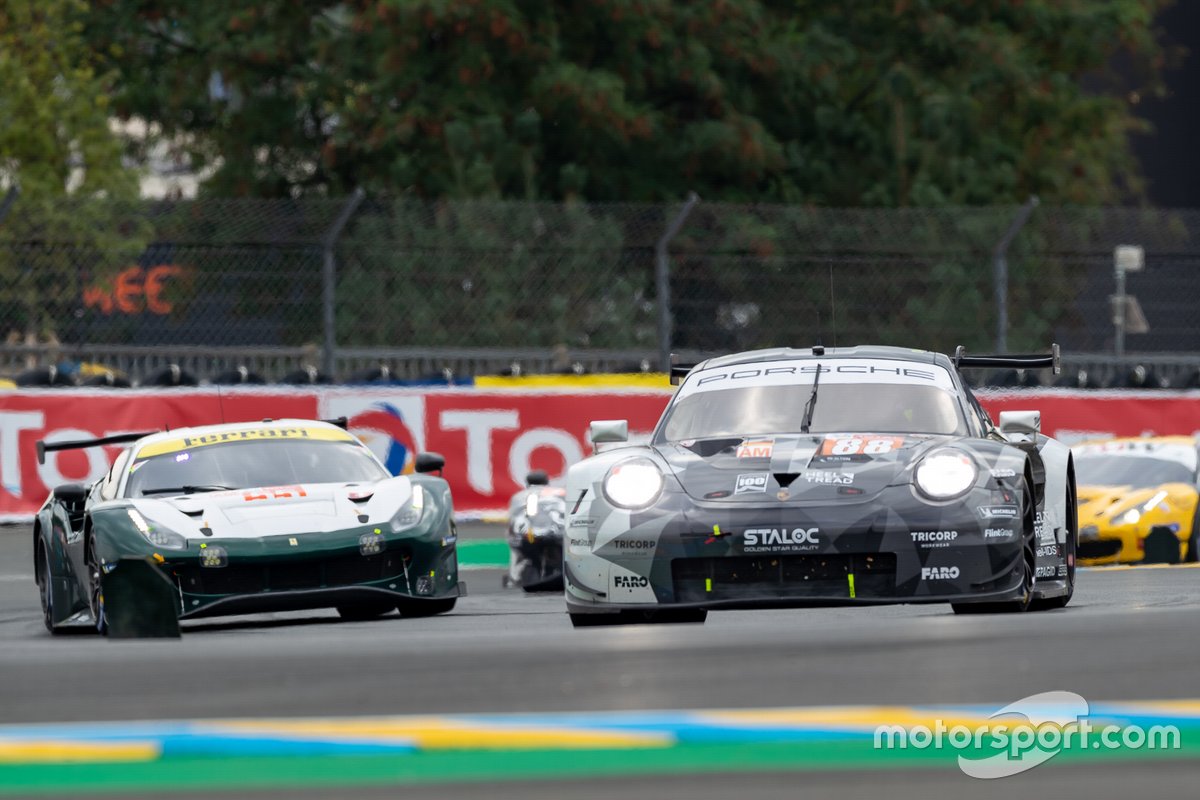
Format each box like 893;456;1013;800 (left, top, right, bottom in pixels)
396;597;457;618
86;535;108;636
36;542;59;635
336;601;395;621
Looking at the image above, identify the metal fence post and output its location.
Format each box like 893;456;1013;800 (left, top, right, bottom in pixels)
321;187;365;378
656;192;699;370
0;186;19;224
992;195;1039;352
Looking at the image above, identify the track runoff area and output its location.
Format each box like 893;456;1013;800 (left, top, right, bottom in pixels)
1;522;1199;798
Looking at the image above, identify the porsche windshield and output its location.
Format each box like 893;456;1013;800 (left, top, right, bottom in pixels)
658;358;966;441
125;438;389;497
1074;456;1194;488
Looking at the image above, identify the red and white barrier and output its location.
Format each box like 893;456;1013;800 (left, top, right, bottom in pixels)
2;387;1198;521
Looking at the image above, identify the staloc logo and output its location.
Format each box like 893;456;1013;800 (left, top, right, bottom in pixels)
744;528;820;547
614;575;649;589
921;566;961;580
735;473;769;494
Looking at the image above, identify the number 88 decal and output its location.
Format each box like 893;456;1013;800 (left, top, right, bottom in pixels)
823;436;902;456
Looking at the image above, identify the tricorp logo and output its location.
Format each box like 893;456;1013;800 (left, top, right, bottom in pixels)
348;402;420;475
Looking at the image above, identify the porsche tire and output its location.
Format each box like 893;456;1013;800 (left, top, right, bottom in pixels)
1185;506;1200;563
336;601;395;621
1031;478;1077;611
569;608;707;627
396;597;457;618
952;476;1035;615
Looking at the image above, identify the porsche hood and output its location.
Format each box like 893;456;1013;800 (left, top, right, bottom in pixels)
126;477;418;539
657;433;948;503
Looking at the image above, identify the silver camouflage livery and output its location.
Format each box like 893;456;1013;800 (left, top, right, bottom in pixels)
564;345;1077;626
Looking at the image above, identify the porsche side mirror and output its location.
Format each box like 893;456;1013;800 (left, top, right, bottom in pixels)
52;483;88;506
589;420;628;443
414;452;446;475
998;410;1040;439
526;470;549;486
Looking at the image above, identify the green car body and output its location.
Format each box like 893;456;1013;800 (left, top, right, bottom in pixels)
33;420;463;636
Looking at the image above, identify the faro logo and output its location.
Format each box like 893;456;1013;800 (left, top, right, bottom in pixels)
921;566;961;580
614;575;649;589
744;528;820;546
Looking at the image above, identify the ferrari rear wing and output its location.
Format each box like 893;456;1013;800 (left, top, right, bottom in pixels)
953;343;1061;374
36;431;156;465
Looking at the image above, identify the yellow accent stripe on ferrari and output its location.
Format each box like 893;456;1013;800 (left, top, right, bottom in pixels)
0;741;159;763
137;426;353;458
210;719;672;750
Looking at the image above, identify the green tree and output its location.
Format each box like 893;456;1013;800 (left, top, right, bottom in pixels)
0;0;141;340
88;0;1173;205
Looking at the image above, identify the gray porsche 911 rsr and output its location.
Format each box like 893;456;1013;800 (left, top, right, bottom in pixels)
564;345;1077;626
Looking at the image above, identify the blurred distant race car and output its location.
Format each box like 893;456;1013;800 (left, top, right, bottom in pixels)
505;470;567;591
564;344;1077;626
1074;436;1200;565
33;419;462;637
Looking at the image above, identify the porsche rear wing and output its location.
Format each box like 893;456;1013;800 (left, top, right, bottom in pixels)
953;343;1061;374
35;431;156;465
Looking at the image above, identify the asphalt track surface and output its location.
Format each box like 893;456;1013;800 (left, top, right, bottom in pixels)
2;521;1200;798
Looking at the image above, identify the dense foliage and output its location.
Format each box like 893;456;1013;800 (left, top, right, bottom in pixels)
89;0;1171;204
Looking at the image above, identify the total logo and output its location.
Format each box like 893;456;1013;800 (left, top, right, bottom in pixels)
346;402;421;475
921;566;961;580
614;575;649;589
743;527;820;551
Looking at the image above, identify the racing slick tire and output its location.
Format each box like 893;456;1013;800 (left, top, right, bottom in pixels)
1185;506;1200;563
396;597;457;618
336;600;396;621
35;541;60;635
569;608;708;627
951;476;1036;615
1030;479;1077;612
86;533;108;636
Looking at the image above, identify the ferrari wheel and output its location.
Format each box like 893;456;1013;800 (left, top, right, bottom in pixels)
85;535;108;636
336;601;395;621
36;542;58;635
396;597;457;618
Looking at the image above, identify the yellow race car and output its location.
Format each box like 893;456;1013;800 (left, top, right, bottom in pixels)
1074;436;1200;565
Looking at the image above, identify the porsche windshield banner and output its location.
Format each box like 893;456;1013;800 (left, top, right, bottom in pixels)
677;359;958;397
2;387;1200;520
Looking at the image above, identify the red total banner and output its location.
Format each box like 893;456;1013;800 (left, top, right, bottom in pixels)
2;388;1199;521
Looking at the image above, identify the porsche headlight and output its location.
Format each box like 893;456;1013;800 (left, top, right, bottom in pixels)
602;458;664;509
915;449;978;500
128;508;187;550
390;484;426;532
